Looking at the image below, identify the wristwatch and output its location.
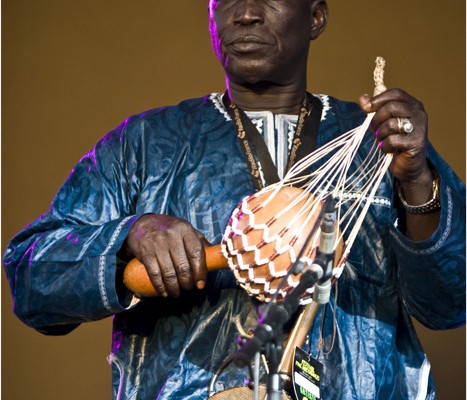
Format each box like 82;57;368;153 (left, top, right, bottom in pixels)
396;171;441;214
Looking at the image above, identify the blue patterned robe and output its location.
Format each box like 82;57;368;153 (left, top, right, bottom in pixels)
4;94;465;399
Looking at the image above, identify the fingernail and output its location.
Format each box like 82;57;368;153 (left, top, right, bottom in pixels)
375;130;379;137
196;280;206;290
379;141;383;149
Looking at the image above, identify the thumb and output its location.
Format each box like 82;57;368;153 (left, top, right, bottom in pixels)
359;94;372;112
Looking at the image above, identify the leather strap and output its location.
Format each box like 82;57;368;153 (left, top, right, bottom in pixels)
223;93;322;190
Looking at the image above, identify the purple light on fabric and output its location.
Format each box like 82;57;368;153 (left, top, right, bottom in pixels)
65;232;80;245
27;239;39;267
66;167;76;181
111;328;123;352
79;147;97;168
119;117;130;142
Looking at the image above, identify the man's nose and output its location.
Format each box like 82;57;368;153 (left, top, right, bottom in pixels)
233;0;264;25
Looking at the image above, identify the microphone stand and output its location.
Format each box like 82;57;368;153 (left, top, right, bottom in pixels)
233;197;337;400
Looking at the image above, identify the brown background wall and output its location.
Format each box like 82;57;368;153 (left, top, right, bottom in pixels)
2;1;465;399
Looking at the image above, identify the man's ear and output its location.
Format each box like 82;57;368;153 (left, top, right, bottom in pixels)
310;0;328;40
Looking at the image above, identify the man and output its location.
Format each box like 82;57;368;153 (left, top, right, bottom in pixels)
4;1;465;399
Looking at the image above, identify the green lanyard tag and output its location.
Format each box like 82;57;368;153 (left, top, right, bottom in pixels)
292;346;323;400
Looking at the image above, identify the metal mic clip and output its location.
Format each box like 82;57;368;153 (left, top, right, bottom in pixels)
313;197;337;305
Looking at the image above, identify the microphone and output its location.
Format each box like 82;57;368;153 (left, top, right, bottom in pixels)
233;197;337;368
312;197;337;304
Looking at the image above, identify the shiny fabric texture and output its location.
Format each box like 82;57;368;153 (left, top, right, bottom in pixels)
4;94;465;399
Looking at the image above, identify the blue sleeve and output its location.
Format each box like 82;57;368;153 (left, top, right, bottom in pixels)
3;120;142;331
390;144;466;329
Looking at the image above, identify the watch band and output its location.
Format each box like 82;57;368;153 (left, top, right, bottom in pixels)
397;171;441;214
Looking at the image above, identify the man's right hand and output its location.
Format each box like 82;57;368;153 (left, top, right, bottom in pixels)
123;214;209;297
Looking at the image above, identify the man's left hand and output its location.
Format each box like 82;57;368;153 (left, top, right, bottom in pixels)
359;89;432;185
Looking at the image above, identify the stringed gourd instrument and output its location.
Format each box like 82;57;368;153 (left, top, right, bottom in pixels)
123;57;391;399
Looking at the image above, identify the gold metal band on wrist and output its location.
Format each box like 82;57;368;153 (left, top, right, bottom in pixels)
397;172;441;214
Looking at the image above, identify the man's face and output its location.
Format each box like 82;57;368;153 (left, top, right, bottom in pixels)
209;0;316;87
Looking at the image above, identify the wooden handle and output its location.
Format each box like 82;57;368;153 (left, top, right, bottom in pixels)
278;302;319;380
123;244;227;297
